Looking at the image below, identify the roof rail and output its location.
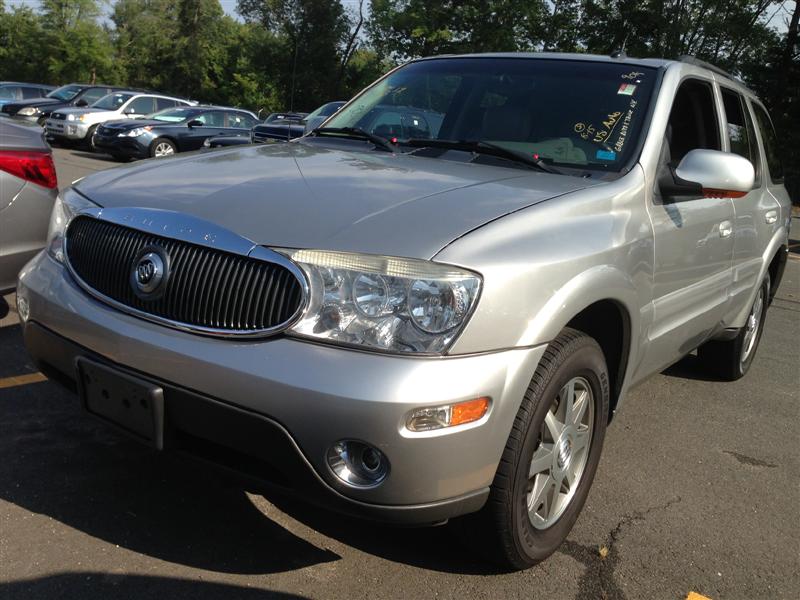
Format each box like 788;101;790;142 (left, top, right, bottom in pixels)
677;55;737;81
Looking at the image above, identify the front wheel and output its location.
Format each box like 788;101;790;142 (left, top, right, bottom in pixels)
150;138;177;158
463;328;609;570
699;274;770;381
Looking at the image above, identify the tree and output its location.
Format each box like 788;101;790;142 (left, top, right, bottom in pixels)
368;0;549;60
237;0;351;110
0;4;49;82
39;0;120;83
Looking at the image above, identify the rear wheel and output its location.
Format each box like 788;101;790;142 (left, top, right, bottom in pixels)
150;138;177;158
463;328;609;570
699;274;770;381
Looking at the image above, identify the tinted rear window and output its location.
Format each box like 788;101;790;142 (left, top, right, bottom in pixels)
751;103;783;182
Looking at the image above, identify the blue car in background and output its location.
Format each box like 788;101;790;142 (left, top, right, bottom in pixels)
0;82;55;108
92;105;260;160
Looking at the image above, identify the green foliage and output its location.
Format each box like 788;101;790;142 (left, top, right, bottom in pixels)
368;0;549;59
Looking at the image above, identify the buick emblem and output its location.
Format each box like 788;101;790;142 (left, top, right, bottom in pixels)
131;248;167;297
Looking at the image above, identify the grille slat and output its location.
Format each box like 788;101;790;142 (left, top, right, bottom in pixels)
66;216;303;335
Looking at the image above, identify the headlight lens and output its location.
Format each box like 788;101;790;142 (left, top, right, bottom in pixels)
280;249;481;354
18;107;39;116
66;114;75;121
119;127;150;137
47;189;100;263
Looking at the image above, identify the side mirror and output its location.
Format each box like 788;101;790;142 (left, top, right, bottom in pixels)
75;99;88;107
659;149;754;200
187;119;203;128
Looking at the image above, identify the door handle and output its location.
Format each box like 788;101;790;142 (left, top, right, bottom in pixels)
765;210;777;225
719;221;733;238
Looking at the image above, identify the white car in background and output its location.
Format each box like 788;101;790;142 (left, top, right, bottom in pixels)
45;92;194;149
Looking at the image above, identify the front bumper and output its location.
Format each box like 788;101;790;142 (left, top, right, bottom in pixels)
92;133;149;158
17;252;546;523
45;119;90;141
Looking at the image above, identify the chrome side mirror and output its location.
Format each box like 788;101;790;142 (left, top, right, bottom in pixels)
659;149;755;199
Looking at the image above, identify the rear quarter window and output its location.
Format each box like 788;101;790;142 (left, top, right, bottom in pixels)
751;102;784;182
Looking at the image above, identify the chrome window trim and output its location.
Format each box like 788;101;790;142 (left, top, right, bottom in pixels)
63;205;310;339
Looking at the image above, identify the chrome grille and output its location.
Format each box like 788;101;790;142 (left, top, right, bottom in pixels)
65;216;305;335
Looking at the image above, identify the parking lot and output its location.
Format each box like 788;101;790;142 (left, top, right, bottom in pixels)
1;147;799;600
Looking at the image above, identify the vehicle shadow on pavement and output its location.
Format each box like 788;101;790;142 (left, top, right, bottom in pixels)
0;375;340;575
660;352;726;382
67;150;120;163
263;494;503;576
0;573;310;600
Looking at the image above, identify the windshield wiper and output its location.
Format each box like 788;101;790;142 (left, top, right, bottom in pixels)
404;138;566;175
311;127;397;152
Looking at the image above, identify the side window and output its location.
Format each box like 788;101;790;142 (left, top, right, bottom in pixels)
127;96;155;115
155;98;176;111
227;113;255;129
751;103;784;182
195;111;226;127
22;86;44;99
0;86;19;100
665;79;720;164
81;88;109;105
721;88;760;187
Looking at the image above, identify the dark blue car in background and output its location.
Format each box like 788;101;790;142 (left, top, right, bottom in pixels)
92;106;259;160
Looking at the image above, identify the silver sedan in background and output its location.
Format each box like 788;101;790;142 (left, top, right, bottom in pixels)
0;118;58;295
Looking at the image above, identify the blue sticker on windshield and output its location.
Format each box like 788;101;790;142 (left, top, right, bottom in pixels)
596;149;617;161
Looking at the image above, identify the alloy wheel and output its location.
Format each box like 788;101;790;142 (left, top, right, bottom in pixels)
741;287;764;365
526;376;594;529
153;142;175;157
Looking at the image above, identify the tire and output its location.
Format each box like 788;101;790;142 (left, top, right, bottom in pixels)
463;328;610;570
698;274;770;381
83;125;98;151
150;138;177;158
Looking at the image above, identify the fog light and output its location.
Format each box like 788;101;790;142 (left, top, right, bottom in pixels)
406;397;490;432
327;440;389;488
16;295;30;323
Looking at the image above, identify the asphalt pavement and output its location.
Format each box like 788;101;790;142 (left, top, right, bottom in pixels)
0;148;798;600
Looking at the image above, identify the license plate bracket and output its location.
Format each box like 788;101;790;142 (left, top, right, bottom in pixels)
76;357;165;449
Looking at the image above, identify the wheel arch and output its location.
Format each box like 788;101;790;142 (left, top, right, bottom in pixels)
149;135;178;154
514;265;642;423
565;299;632;423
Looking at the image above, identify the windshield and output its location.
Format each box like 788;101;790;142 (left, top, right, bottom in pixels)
308;102;345;120
149;107;200;123
47;85;83;101
92;92;134;110
0;87;15;99
324;58;658;171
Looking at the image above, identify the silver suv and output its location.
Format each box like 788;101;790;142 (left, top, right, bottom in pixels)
45;92;192;147
17;53;791;569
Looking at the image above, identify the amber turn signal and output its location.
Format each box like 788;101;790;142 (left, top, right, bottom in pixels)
406;397;491;432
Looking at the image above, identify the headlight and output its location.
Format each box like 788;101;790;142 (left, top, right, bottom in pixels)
66;114;75;121
119;127;150;137
18;107;39;116
47;189;100;263
280;249;481;354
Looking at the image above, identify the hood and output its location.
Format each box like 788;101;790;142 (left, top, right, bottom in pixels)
54;107;108;116
74;142;602;259
9;98;61;109
100;118;162;130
